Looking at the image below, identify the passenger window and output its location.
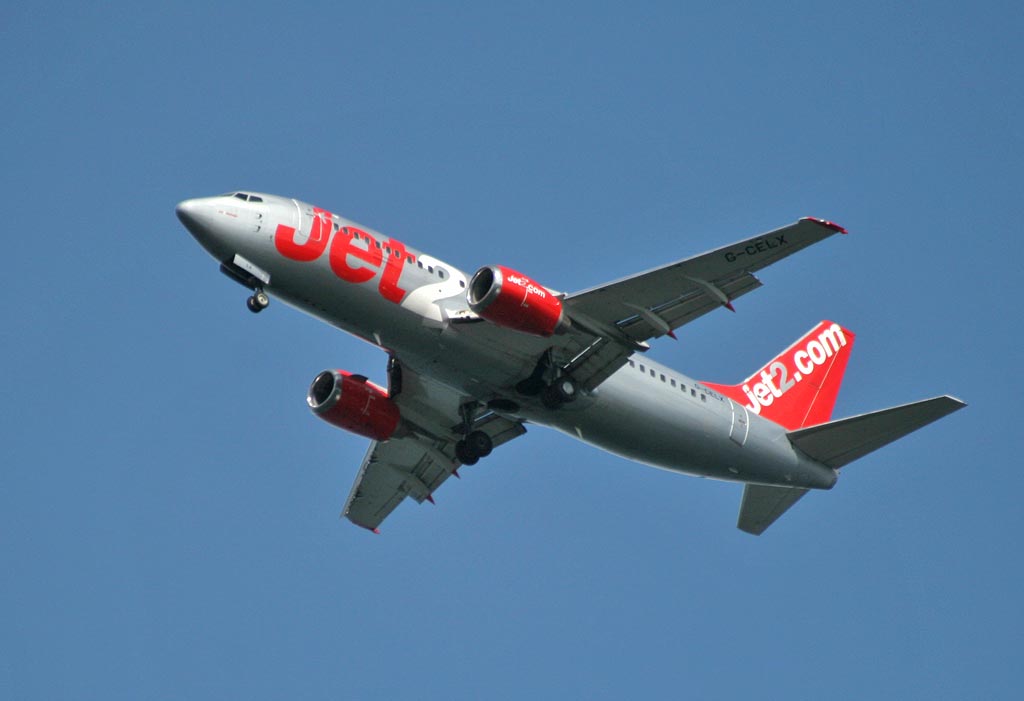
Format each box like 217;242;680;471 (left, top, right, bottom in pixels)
650;369;655;378
628;360;635;368
691;389;697;397
639;364;645;373
459;280;465;288
670;379;676;387
428;265;434;273
660;374;666;382
418;261;424;269
701;394;706;402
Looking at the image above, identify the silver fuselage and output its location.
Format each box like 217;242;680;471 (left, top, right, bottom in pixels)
177;192;837;491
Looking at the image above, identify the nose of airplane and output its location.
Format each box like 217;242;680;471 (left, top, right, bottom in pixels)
176;198;208;234
176;197;233;259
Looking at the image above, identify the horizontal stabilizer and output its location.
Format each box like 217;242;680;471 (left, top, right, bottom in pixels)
737;484;809;535
787;395;967;469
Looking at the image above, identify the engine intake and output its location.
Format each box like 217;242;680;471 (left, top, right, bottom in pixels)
307;370;401;441
468;265;568;337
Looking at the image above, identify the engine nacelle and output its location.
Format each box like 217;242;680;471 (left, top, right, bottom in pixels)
467;265;569;337
307;370;401;441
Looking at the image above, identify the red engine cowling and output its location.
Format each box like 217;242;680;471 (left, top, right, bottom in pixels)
467;265;569;337
307;370;401;441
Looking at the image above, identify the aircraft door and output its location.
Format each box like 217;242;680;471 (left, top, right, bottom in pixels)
291;201;330;246
729;400;750;446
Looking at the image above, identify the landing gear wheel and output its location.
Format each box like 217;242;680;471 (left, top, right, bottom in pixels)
247;290;269;314
454;440;479;466
554;377;577;402
541;376;578;409
465;430;493;458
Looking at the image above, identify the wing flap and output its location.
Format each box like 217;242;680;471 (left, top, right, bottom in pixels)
343;437;454;530
615;272;762;342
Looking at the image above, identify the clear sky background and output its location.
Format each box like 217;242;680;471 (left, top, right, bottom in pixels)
2;2;1021;699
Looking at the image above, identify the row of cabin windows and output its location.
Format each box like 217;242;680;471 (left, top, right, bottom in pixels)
627;359;707;402
325;221;460;283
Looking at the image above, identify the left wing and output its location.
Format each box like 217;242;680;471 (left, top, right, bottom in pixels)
342;363;525;532
557;218;846;390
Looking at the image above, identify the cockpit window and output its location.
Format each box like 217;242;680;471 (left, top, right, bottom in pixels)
227;192;263;203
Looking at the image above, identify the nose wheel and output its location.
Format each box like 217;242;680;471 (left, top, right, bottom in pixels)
246;289;270;313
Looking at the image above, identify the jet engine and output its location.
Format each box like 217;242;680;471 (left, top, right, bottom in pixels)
307;370;401;441
467;265;569;337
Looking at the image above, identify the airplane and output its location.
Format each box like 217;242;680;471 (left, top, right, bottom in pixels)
176;191;965;535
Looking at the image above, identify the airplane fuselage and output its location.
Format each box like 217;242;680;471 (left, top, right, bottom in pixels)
178;192;837;491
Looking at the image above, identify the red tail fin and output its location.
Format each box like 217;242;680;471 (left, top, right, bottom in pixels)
703;321;856;430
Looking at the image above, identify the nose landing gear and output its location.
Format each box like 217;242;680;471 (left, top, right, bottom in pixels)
219;259;270;314
246;289;270;313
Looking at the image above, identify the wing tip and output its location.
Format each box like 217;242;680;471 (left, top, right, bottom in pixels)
737;522;767;536
942;394;968;409
347;516;382;534
801;217;848;234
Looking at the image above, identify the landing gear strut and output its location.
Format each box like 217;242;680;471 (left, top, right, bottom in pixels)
516;349;580;410
454;402;493;466
246;289;269;314
219;260;270;314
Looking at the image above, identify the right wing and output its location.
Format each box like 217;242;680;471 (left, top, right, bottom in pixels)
558;218;846;390
342;363;526;532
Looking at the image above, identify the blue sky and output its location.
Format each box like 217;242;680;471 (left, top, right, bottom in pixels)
2;2;1021;699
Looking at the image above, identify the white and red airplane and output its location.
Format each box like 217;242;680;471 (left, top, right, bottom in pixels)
177;192;965;534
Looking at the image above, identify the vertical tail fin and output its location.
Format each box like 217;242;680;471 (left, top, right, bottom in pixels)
703;320;855;430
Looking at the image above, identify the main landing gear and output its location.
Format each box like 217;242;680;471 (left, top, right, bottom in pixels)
515;350;580;410
541;376;578;409
246;289;269;314
454;430;493;466
454;403;494;466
